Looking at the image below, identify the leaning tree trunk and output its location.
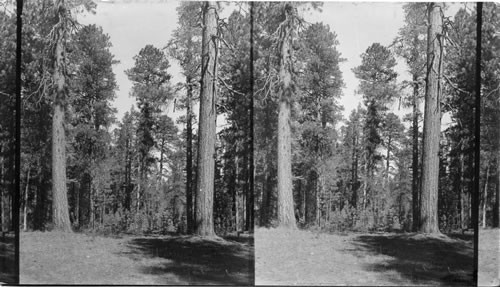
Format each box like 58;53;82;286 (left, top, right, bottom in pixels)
419;2;442;234
276;3;297;229
51;0;72;232
194;1;218;237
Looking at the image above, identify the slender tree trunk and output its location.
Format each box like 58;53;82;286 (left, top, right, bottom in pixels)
411;80;420;231
482;162;490;228
234;155;240;231
186;79;194;233
51;0;72;232
460;152;466;229
419;2;442;234
363;158;368;210
23;168;30;231
90;188;95;230
277;4;297;229
195;1;218;237
386;136;391;182
248;1;255;232
75;182;79;228
351;130;358;208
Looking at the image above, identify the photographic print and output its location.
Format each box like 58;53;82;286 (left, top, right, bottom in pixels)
19;0;253;284
10;0;500;285
253;2;488;286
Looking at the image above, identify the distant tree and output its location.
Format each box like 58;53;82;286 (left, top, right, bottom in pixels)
392;3;427;231
353;43;398;211
126;44;172;213
294;21;344;227
68;24;118;229
167;1;202;234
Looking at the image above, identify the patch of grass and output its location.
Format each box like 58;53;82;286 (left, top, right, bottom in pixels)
479;228;500;286
20;230;253;285
256;228;473;286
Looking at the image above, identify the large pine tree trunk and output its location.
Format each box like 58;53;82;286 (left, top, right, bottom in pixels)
277;4;297;229
186;79;194;233
419;2;442;234
195;1;218;237
51;0;72;232
411;80;420;231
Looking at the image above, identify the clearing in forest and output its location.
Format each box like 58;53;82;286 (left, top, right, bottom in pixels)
0;233;16;284
20;231;254;285
255;227;473;286
479;228;500;286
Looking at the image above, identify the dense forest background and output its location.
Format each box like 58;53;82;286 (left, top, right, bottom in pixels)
253;2;500;234
9;1;254;236
0;1;498;237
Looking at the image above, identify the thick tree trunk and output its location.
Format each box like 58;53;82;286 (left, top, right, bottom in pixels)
195;1;218;237
186;79;194;233
51;0;72;232
419;2;442;234
411;80;420;232
277;4;297;229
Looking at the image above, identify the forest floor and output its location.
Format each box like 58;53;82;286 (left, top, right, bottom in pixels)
479;228;500;286
0;232;16;284
20;231;253;285
256;227;473;286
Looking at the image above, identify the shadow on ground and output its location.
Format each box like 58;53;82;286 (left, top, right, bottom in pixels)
0;233;16;284
122;234;254;285
351;233;473;286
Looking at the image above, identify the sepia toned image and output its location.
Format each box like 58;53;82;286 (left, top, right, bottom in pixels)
19;0;253;284
252;2;494;286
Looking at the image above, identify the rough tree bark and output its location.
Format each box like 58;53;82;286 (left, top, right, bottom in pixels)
419;2;442;234
51;0;72;232
276;3;297;229
194;1;218;237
